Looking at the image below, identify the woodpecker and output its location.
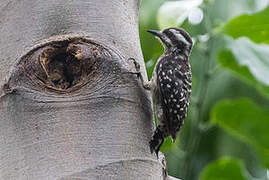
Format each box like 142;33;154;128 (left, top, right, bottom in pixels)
130;27;193;157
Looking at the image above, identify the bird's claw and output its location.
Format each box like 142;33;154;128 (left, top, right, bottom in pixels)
128;58;141;77
128;58;141;72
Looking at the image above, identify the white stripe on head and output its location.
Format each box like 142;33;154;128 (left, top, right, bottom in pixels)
170;29;191;47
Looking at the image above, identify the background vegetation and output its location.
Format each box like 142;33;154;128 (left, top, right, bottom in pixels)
139;0;269;179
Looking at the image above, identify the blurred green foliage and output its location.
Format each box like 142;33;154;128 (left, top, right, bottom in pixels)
199;157;252;180
139;0;269;180
219;48;269;99
223;6;269;44
211;99;269;168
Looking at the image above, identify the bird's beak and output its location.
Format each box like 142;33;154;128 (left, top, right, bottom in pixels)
147;30;163;39
147;29;171;48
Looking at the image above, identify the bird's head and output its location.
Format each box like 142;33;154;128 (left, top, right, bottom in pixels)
148;27;193;55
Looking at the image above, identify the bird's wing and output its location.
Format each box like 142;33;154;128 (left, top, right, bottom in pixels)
157;56;189;140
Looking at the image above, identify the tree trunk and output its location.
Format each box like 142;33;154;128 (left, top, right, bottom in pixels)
0;0;173;179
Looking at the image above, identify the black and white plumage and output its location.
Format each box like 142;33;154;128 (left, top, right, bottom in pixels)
132;27;193;157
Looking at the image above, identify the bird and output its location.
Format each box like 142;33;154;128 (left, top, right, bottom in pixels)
130;27;193;157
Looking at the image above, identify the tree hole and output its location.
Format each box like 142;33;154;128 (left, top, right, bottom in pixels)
38;42;99;91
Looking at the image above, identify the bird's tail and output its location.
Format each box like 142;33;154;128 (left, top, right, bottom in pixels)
149;126;166;158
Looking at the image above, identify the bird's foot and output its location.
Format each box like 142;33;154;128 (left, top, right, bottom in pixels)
127;58;142;77
128;57;141;72
128;58;151;90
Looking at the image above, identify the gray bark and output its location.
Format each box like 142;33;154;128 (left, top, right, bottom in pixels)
0;0;171;179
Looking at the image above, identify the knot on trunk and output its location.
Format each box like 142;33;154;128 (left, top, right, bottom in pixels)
5;38;133;95
30;39;107;92
38;41;100;90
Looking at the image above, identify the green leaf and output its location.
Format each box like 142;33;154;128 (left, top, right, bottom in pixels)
160;136;173;153
218;38;269;99
211;98;269;168
199;157;251;180
223;6;269;44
